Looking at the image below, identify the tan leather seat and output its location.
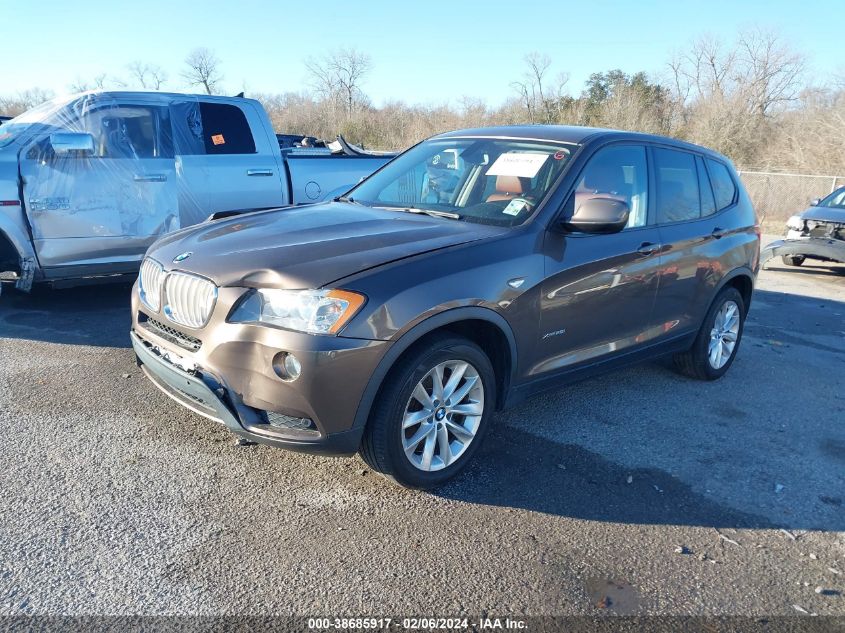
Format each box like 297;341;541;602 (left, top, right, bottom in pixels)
487;175;529;202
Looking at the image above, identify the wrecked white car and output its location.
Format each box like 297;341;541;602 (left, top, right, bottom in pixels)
0;91;393;293
761;186;845;270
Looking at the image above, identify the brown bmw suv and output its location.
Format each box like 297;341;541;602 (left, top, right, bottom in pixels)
131;126;760;488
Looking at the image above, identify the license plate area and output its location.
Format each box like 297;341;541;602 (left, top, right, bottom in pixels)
151;344;198;373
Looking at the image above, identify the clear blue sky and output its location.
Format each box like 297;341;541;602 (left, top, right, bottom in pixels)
2;0;842;106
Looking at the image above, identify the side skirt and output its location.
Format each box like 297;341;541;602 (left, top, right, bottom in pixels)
504;331;696;408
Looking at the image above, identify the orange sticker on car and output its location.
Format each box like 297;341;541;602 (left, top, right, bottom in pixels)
211;134;225;145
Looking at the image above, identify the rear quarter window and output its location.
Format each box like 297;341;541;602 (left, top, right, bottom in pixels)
696;156;716;216
198;102;256;155
706;159;737;210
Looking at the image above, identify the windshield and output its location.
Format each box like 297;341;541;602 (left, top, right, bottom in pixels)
346;137;574;226
0;95;74;149
818;186;845;209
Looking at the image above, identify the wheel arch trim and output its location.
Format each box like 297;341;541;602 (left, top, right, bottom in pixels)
714;266;755;308
349;306;518;434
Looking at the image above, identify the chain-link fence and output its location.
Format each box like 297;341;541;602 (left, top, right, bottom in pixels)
737;170;845;230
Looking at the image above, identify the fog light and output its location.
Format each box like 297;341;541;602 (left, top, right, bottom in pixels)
273;352;301;381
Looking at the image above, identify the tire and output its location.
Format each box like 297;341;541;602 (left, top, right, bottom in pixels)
359;334;496;489
673;287;746;381
781;255;805;266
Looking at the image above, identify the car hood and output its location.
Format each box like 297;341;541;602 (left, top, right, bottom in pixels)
801;206;845;223
147;202;504;289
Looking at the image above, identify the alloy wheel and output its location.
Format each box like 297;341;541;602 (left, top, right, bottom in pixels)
708;300;740;370
401;360;484;472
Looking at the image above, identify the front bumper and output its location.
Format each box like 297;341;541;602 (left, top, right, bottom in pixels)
761;236;845;266
132;329;373;456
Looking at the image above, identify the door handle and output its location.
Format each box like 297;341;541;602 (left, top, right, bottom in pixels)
247;169;274;177
712;227;726;239
636;242;660;256
134;174;167;182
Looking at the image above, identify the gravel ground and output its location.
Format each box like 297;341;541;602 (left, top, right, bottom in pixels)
0;235;843;617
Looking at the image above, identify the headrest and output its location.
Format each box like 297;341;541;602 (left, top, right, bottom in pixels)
495;175;525;195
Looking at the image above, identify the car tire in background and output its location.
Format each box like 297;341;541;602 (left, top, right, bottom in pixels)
673;286;746;381
781;255;805;266
360;334;495;489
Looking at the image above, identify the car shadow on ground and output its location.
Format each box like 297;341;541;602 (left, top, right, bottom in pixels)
437;287;845;532
442;423;778;530
0;283;133;348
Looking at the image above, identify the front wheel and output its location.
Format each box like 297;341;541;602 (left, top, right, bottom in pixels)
781;255;805;266
360;335;495;489
673;287;746;381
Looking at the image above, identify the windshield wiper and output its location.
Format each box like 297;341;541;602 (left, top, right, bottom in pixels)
378;206;461;220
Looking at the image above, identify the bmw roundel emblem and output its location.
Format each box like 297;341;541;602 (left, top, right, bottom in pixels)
172;251;193;263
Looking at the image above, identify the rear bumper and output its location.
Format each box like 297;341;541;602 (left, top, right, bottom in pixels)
131;331;364;455
761;237;845;265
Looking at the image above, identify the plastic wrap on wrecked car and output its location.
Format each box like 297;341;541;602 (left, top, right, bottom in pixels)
19;93;210;248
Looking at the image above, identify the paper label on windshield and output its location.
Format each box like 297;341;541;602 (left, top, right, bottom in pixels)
503;198;528;216
487;152;548;178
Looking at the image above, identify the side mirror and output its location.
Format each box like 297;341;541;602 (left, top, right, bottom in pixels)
49;132;94;154
810;198;821;207
563;197;630;234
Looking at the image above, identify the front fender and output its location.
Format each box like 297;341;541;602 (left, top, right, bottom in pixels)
0;211;38;291
349;306;519;433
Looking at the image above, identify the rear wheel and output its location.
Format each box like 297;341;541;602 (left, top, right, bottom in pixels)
360;335;495;489
673;287;745;381
781;255;805;266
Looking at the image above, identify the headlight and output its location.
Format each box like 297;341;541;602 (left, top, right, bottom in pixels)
230;289;366;335
786;215;804;231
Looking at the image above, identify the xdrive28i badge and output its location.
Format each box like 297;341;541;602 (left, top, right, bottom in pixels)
172;252;193;263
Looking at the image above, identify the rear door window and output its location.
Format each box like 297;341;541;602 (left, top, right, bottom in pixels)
705;159;737;210
654;148;700;223
198;102;256;155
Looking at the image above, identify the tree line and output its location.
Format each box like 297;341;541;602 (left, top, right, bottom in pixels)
2;31;843;176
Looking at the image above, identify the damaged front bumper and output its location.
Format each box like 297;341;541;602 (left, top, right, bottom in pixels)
761;236;845;266
131;331;364;455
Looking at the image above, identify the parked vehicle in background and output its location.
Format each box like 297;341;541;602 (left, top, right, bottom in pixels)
0;91;394;294
761;186;845;269
130;125;759;488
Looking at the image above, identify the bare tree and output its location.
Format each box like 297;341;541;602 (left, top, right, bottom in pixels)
666;29;805;164
69;77;92;93
511;52;568;124
127;61;168;90
67;72;117;93
737;28;805;116
0;88;54;116
305;48;372;117
182;48;223;95
670;30;803;116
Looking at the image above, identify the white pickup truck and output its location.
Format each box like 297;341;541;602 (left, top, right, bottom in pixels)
0;91;394;292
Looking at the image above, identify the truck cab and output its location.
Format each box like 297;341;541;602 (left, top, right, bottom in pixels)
0;91;393;293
